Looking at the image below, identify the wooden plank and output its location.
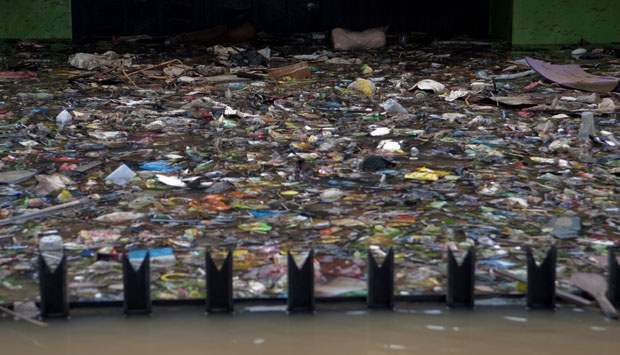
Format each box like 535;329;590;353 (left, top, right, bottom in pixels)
268;62;311;80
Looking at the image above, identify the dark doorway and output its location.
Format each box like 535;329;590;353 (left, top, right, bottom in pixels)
71;0;490;39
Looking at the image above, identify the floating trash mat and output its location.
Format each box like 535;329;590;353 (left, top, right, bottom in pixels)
1;38;620;320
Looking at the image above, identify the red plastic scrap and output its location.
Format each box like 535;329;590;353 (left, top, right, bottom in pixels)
523;81;539;91
0;71;37;80
0;110;15;118
516;110;535;118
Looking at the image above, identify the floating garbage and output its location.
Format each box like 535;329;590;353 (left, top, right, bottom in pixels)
139;160;181;173
526;56;620;93
571;48;587;59
347;78;376;96
34;174;75;197
0;169;37;185
544;216;582;240
382;98;408;114
105;164;137;186
360;156;396;172
55;108;72;130
155;174;187;188
331;27;386;51
410;79;446;94
68;51;132;70
377;140;403;152
0;33;619;308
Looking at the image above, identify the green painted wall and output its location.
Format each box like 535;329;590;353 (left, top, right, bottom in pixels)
0;0;72;39
511;0;620;45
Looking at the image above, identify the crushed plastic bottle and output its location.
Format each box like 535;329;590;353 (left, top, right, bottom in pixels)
382;98;408;114
55;107;72;130
105;164;137;185
578;111;595;142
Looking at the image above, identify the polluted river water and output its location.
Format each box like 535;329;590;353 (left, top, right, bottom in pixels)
2;37;620;302
1;304;620;355
2;35;620;343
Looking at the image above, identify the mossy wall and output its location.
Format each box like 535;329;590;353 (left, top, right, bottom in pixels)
511;0;620;45
0;0;72;39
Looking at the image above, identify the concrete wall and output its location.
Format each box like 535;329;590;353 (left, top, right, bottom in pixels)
511;0;620;45
0;0;72;39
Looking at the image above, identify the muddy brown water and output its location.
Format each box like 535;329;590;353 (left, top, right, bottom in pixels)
1;304;619;355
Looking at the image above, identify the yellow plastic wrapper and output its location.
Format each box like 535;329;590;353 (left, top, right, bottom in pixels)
347;78;376;96
330;218;366;227
56;189;73;203
280;190;299;196
404;167;452;181
404;171;439;181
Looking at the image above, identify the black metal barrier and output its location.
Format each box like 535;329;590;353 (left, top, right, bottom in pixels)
205;250;233;313
287;250;315;312
608;246;620;308
526;246;556;309
33;245;620;318
367;248;394;309
447;247;475;308
38;253;69;318
122;252;151;315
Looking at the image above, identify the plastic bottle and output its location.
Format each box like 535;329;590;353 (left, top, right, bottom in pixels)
105;164;137;185
398;34;409;45
39;235;63;251
39;235;64;269
382;98;408;114
412;90;427;100
578;111;595;142
56;108;72;130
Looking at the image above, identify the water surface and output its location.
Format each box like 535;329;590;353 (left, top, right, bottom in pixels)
2;304;619;355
